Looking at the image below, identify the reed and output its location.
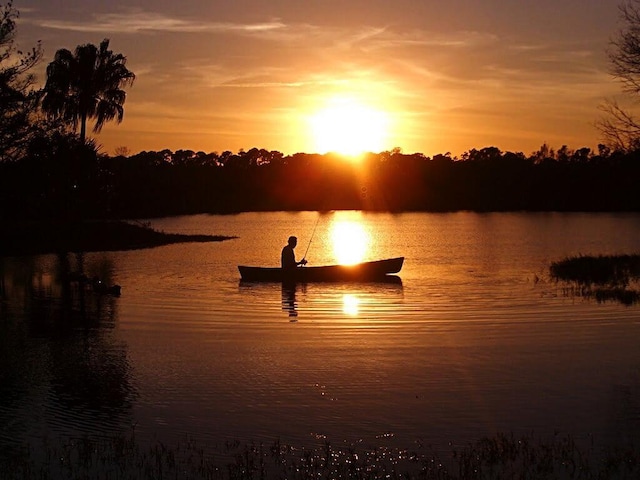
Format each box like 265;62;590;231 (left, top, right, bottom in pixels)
550;254;640;305
1;432;638;479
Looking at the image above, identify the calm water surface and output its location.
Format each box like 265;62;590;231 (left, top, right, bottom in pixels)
2;211;640;454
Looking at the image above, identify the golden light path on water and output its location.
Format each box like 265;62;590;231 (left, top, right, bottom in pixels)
341;293;360;316
329;219;370;265
327;217;370;316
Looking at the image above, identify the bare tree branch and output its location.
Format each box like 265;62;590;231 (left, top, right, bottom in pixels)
596;98;640;151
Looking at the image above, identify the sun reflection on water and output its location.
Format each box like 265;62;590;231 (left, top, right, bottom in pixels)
330;220;370;264
342;294;360;315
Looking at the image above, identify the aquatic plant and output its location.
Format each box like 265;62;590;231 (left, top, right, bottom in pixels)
550;254;640;305
550;254;640;287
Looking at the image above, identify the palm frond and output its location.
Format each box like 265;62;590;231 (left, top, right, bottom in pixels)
40;38;135;143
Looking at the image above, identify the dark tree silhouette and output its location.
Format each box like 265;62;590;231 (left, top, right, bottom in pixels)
597;100;640;151
41;39;135;144
598;1;640;151
0;1;42;162
610;1;640;94
4;141;640;220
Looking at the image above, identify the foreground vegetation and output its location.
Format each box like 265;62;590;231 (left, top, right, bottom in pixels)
550;254;640;305
1;432;638;480
0;220;235;256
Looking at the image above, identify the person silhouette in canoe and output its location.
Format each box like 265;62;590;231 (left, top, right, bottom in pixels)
281;236;307;271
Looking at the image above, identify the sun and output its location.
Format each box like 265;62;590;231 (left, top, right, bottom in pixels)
309;97;389;156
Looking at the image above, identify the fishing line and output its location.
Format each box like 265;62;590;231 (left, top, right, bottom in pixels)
302;213;321;261
301;157;332;262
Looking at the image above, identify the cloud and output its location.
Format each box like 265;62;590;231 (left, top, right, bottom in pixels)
29;9;285;34
355;29;500;51
25;6;502;53
181;63;305;89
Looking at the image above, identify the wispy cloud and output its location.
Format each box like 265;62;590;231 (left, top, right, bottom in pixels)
356;29;500;51
184;64;307;89
26;6;503;52
180;62;364;90
29;9;285;34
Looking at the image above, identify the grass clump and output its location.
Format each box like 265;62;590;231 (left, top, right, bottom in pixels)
550;254;640;287
550;254;640;305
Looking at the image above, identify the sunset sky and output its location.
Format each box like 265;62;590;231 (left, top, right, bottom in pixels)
15;0;629;157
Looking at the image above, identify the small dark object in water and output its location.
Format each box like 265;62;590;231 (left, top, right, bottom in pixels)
92;278;122;296
67;273;121;295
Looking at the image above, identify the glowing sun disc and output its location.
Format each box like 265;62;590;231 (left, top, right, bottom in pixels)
310;98;388;156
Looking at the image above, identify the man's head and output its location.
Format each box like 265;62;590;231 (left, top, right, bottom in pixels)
288;236;297;247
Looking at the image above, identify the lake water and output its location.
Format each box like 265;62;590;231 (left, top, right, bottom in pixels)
2;211;640;457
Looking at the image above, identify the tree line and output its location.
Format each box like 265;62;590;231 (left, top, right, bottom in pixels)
2;145;640;221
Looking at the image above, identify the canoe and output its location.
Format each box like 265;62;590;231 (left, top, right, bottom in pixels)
238;257;404;282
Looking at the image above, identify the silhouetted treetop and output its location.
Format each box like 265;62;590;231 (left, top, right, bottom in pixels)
41;38;135;144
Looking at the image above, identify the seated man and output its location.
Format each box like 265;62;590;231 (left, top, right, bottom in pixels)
281;236;307;270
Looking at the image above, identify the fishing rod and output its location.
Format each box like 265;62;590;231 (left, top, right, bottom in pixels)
302;213;322;262
301;159;331;263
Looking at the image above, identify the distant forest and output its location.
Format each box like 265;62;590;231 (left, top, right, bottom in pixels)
2;144;640;221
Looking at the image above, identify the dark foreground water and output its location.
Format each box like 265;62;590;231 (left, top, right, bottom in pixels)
2;211;640;459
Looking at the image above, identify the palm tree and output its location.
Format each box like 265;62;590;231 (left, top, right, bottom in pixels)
41;38;135;144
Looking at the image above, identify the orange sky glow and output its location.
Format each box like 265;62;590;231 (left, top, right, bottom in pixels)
16;0;627;157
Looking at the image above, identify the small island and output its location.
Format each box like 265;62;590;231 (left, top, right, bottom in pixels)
1;220;236;257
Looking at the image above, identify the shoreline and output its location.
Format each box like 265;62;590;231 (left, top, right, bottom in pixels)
1;220;236;257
